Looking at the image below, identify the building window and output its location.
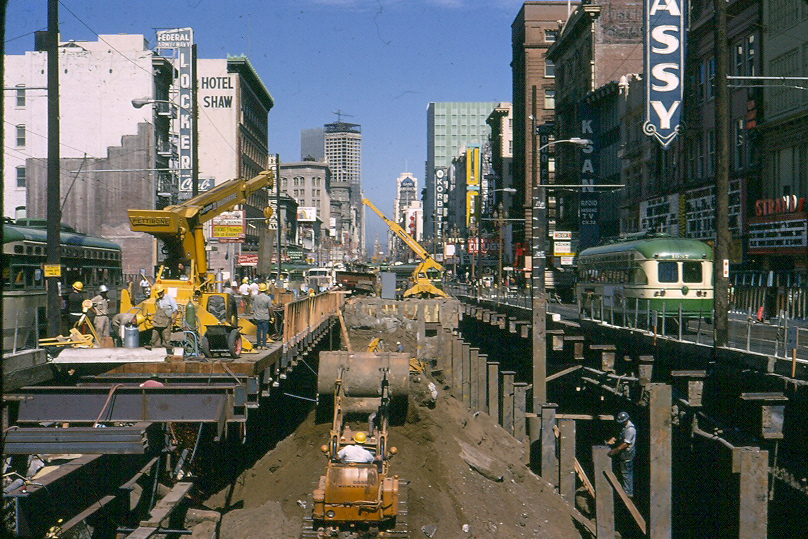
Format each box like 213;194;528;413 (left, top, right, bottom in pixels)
545;29;558;42
706;130;716;176
733;118;746;171
16;125;25;147
706;57;716;100
16;86;25;107
544;89;555;109
545;60;555;78
16;166;25;188
746;35;756;77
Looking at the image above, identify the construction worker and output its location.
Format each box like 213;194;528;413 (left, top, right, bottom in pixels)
148;284;177;352
252;283;273;350
65;281;86;327
239;277;252;315
90;285;111;339
608;411;637;497
338;432;377;463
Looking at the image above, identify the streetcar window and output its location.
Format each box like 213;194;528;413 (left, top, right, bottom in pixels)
683;262;702;283
658;261;678;283
14;245;23;254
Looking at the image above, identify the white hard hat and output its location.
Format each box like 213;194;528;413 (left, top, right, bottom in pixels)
99;285;109;293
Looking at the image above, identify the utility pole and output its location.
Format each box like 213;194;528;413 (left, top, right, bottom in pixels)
276;155;282;281
46;0;62;337
531;85;547;405
714;0;730;347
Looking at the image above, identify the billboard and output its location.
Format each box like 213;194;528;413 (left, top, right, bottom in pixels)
211;210;245;243
297;206;317;222
465;147;481;228
155;28;195;193
644;0;686;149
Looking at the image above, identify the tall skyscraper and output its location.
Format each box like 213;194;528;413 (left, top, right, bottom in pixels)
300;127;325;161
324;120;362;261
425;102;500;245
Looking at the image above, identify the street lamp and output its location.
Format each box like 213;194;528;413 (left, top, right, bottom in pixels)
529;127;591;477
531;135;592;393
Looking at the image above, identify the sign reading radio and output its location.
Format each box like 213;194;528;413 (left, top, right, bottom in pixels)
156;28;195;193
643;0;686;149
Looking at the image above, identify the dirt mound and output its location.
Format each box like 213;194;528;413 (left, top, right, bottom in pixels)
203;373;589;538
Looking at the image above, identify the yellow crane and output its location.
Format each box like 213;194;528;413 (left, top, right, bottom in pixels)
120;170;274;357
362;198;447;298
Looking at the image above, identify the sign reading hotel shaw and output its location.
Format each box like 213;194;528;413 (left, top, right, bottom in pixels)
155;28;195;193
644;0;686;149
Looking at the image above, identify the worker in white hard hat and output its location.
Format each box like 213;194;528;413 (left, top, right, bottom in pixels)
607;411;636;497
396;341;404;353
90;284;111;339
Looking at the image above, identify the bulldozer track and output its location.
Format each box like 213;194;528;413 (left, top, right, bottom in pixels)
300;482;409;538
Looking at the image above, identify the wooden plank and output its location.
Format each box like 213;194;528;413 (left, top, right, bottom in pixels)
546;365;582;382
604;468;646;535
574;458;595;499
139;481;193;528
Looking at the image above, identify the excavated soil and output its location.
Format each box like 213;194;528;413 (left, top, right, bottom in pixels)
202;370;590;538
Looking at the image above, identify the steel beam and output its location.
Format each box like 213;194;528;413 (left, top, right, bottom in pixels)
14;385;237;424
649;383;672;539
3;422;152;454
558;418;576;503
738;448;769;539
469;348;480;410
501;371;515;435
593;445;615;538
487;362;500;424
541;403;558;486
513;382;527;443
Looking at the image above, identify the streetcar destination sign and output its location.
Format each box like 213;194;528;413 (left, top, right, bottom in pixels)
643;0;686;149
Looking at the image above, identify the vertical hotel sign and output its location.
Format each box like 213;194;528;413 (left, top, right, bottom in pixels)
465;147;480;228
156;28;194;192
643;0;686;149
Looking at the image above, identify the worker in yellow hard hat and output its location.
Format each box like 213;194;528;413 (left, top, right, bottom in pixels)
252;282;273;349
64;280;86;328
147;284;177;352
338;431;377;463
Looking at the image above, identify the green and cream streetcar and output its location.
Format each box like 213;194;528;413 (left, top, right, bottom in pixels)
576;233;713;326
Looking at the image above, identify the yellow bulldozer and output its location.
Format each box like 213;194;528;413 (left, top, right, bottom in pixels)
303;351;410;538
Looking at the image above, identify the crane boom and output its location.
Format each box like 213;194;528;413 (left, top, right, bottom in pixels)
362;198;447;298
128;170;274;281
362;198;432;263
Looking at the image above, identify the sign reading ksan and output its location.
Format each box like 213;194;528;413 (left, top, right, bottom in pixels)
643;0;686;149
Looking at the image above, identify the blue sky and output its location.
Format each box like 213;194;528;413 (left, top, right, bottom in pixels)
6;0;526;253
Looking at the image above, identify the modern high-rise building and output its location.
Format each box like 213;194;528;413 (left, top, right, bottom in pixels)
300;127;325;161
425;102;499;247
324;120;363;261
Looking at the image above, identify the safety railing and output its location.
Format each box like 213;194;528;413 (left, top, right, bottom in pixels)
282;291;345;352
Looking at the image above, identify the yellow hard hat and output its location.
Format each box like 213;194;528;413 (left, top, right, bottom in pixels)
258;283;267;291
242;277;249;283
353;431;367;444
72;281;83;291
153;284;165;294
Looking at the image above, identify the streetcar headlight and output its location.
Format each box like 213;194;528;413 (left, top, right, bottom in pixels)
681;286;689;295
326;510;336;518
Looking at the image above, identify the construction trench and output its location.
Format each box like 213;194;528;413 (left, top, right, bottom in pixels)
3;293;808;538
